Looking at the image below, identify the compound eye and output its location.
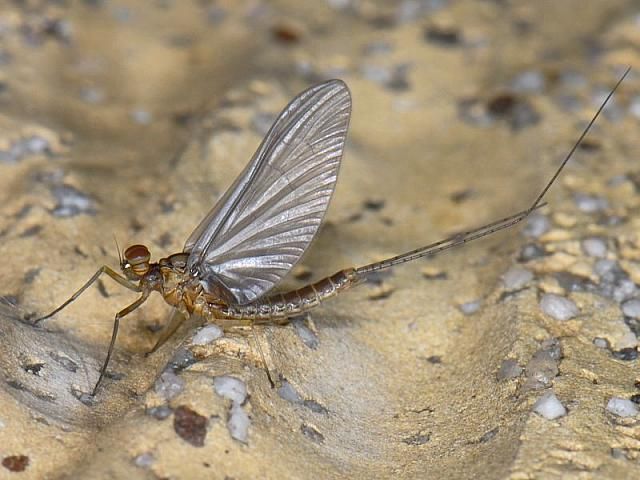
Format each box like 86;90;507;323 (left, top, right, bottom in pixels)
124;244;150;266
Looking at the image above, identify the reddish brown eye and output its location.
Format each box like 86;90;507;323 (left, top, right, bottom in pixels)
124;244;150;266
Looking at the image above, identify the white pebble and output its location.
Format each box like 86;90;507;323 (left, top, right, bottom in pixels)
593;337;609;349
277;380;302;403
191;325;223;345
582;238;607;258
459;300;481;315
80;86;105;104
228;403;250;443
154;371;185;400
533;391;567;420
574;194;608;213
134;452;155;468
524;214;550;238
614;280;638;303
540;294;579;321
292;319;319;349
327;0;351;10
497;359;523;380
360;63;391;85
606;397;639;417
213;375;247;405
502;266;534;290
593;258;617;277
512;70;545;93
629;95;640;119
621;299;640;319
130;108;153;125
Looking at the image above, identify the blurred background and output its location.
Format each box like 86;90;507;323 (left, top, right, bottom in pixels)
0;1;639;479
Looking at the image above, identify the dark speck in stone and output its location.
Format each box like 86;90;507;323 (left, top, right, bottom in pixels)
449;189;474;203
364;198;385;211
346;212;362;222
167;348;197;372
160;200;175;213
174;405;208;447
487;93;540;130
303;399;329;414
130;219;144;232
71;386;95;406
425;355;442;364
368;14;396;29
479;427;499;443
553;272;593;292
271;24;302;44
24;362;44;375
19;225;42;237
487;93;516;115
156;232;172;249
386;64;411;91
104;371;125;380
402;432;431;445
612;348;638;361
23;268;40;284
518;243;546;262
15;205;33;219
97;279;109;298
300;423;324;443
147;405;173;420
362;269;393;285
578;138;601;152
424;25;461;46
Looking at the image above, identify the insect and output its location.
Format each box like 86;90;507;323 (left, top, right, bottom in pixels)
32;69;629;395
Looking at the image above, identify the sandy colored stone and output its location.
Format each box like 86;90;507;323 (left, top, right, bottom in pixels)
539;228;573;243
552;212;578;229
619;260;640;286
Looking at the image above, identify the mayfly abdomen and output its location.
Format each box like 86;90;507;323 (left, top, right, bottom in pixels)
212;268;358;323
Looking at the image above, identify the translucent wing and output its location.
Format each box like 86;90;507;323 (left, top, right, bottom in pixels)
184;80;351;305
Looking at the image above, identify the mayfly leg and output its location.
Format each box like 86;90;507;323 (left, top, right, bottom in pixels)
355;66;630;276
32;266;141;324
93;290;150;395
251;326;276;388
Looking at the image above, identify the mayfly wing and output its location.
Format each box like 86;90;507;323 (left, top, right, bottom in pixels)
184;80;351;305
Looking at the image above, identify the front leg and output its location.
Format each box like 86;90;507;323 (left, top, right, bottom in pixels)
32;265;141;325
92;291;150;395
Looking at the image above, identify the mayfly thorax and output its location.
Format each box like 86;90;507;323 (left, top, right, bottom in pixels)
31;69;630;395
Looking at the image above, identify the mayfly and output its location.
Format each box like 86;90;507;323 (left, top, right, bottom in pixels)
32;68;629;395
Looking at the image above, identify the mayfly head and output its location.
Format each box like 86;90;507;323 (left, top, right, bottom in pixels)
122;244;152;280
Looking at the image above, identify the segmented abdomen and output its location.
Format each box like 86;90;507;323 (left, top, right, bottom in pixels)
211;268;358;323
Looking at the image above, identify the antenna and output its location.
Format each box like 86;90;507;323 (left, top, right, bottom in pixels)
113;234;122;266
